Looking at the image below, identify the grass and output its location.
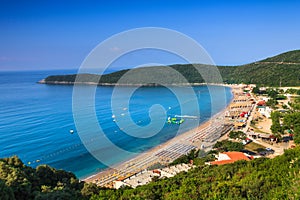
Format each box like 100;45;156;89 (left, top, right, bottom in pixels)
250;125;271;134
250;117;272;134
245;142;266;153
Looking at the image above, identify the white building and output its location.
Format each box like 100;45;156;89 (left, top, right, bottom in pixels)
113;180;131;189
257;106;272;118
113;163;192;189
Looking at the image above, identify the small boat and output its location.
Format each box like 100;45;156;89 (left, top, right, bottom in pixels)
175;115;198;119
70;129;74;134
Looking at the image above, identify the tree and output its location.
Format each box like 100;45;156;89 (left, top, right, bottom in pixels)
81;183;99;198
267;89;278;99
283;112;300;144
0;158;33;200
266;98;278;109
214;140;244;152
0;156;87;200
171;149;199;165
0;180;15;200
285;88;298;94
270;111;283;136
290;100;300;111
252;87;260;94
228;131;246;140
294;127;300;144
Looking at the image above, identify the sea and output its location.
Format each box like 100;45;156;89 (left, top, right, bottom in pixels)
0;70;233;179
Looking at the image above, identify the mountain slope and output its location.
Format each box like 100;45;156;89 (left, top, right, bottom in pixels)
260;49;300;63
41;50;300;87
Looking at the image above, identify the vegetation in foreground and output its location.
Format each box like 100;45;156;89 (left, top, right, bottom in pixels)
0;156;100;200
2;144;300;199
92;146;300;200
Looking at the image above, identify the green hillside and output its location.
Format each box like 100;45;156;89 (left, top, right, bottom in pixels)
42;50;300;86
221;62;300;86
260;49;300;63
1;147;300;200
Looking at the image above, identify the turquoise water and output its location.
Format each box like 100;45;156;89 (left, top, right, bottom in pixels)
0;70;232;178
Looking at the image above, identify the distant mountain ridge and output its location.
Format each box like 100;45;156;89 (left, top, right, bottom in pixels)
259;49;300;63
220;50;300;86
40;50;300;87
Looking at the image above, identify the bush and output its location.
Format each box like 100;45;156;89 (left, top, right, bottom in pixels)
228;131;246;140
213;140;244;152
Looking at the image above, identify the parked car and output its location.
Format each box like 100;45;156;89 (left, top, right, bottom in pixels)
265;148;275;154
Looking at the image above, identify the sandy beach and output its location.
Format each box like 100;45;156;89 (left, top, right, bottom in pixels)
83;85;239;186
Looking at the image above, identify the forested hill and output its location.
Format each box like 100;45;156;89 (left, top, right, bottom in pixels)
41;50;300;87
260;49;300;63
220;50;300;86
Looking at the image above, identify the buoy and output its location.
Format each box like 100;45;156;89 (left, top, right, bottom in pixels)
168;107;171;110
28;162;31;165
167;117;171;123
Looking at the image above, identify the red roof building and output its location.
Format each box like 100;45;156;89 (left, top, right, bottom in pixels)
210;152;250;165
257;100;266;106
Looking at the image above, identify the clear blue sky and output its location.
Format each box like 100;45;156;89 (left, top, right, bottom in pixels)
1;0;300;71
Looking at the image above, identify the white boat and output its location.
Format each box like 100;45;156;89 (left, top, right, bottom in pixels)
174;115;198;119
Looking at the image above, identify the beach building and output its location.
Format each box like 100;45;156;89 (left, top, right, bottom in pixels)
261;97;270;102
257;106;272;118
113;178;131;189
208;152;250;165
257;100;266;106
122;170;160;188
259;87;267;93
113;163;192;189
160;163;191;178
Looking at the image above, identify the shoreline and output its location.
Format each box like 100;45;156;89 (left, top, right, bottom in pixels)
38;79;234;87
82;85;238;186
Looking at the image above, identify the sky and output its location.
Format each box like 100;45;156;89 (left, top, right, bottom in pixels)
1;0;300;71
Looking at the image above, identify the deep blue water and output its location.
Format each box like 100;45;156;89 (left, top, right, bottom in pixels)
0;70;232;178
